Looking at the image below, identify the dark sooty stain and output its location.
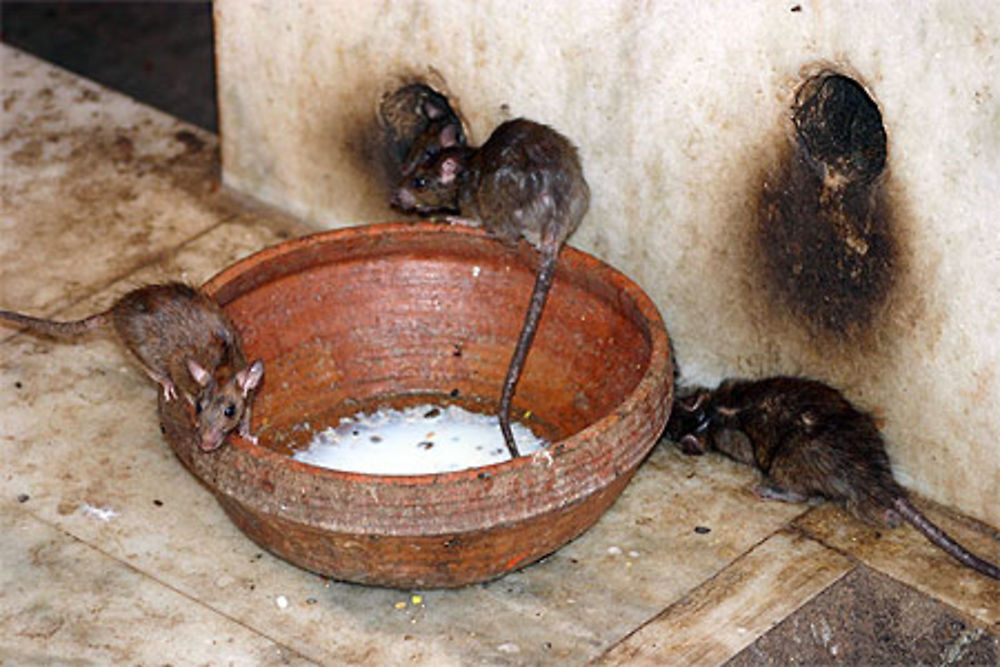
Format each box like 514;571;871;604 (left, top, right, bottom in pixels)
758;72;896;339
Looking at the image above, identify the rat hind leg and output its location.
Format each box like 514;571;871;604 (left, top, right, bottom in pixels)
845;496;901;527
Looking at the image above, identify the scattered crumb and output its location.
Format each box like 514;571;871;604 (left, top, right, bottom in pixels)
394;601;408;610
497;643;520;654
472;265;481;277
411;594;423;605
81;503;118;522
628;550;640;558
275;595;289;610
607;546;622;556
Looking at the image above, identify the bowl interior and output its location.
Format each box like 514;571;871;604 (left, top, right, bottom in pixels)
210;223;654;460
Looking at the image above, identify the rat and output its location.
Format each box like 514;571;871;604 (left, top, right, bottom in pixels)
0;282;264;452
399;115;465;181
379;82;467;177
665;376;999;580
391;118;590;458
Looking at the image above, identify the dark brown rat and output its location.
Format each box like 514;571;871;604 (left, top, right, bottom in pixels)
665;376;999;580
0;283;263;452
392;118;590;458
379;83;467;177
398;102;466;179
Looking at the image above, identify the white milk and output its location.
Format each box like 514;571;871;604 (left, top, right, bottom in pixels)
292;404;549;475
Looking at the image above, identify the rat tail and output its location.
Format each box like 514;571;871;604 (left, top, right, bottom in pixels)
0;310;107;339
497;250;560;459
893;496;1000;580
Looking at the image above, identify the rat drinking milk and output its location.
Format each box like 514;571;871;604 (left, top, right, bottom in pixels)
0;283;263;452
392;118;590;458
666;376;999;580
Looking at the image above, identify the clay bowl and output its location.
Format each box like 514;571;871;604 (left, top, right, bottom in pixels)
159;221;673;588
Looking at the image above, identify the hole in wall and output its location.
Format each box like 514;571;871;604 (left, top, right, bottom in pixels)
793;73;887;184
756;71;897;341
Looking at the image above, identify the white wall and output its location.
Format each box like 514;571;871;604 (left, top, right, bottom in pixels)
216;0;1000;527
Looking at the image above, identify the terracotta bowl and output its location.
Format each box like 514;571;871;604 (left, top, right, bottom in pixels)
159;221;673;588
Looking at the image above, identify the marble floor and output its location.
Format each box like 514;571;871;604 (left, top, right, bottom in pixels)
1;46;997;665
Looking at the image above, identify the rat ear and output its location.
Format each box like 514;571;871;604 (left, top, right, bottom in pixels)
237;360;264;396
187;359;212;387
422;98;445;120
439;155;462;184
439;123;459;148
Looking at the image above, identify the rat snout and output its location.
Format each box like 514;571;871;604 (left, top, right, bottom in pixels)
199;429;226;452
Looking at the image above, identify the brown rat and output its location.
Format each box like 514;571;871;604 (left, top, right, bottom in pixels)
0;283;263;452
665;376;999;580
399;100;467;179
379;83;467;177
392;118;590;457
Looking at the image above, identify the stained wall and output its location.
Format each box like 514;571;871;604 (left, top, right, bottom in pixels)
215;1;1000;526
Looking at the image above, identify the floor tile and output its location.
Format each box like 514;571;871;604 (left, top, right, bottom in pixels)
727;564;998;665
795;502;1000;626
0;508;315;666
597;529;853;665
1;45;235;316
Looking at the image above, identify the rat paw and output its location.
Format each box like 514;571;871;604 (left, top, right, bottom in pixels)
238;424;259;445
444;215;479;228
161;382;178;402
678;434;707;455
753;484;808;504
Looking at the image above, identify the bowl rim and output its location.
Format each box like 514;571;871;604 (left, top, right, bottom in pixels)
193;220;673;534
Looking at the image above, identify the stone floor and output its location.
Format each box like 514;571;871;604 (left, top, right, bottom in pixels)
1;45;998;665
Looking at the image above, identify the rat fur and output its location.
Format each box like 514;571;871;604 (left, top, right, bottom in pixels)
0;283;263;452
666;376;999;580
379;82;467;177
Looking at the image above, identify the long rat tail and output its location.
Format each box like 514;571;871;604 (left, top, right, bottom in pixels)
0;310;107;339
497;249;560;459
893;496;1000;580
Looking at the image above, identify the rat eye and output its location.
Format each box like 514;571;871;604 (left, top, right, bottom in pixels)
412;175;428;189
195;401;204;415
224;403;237;419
